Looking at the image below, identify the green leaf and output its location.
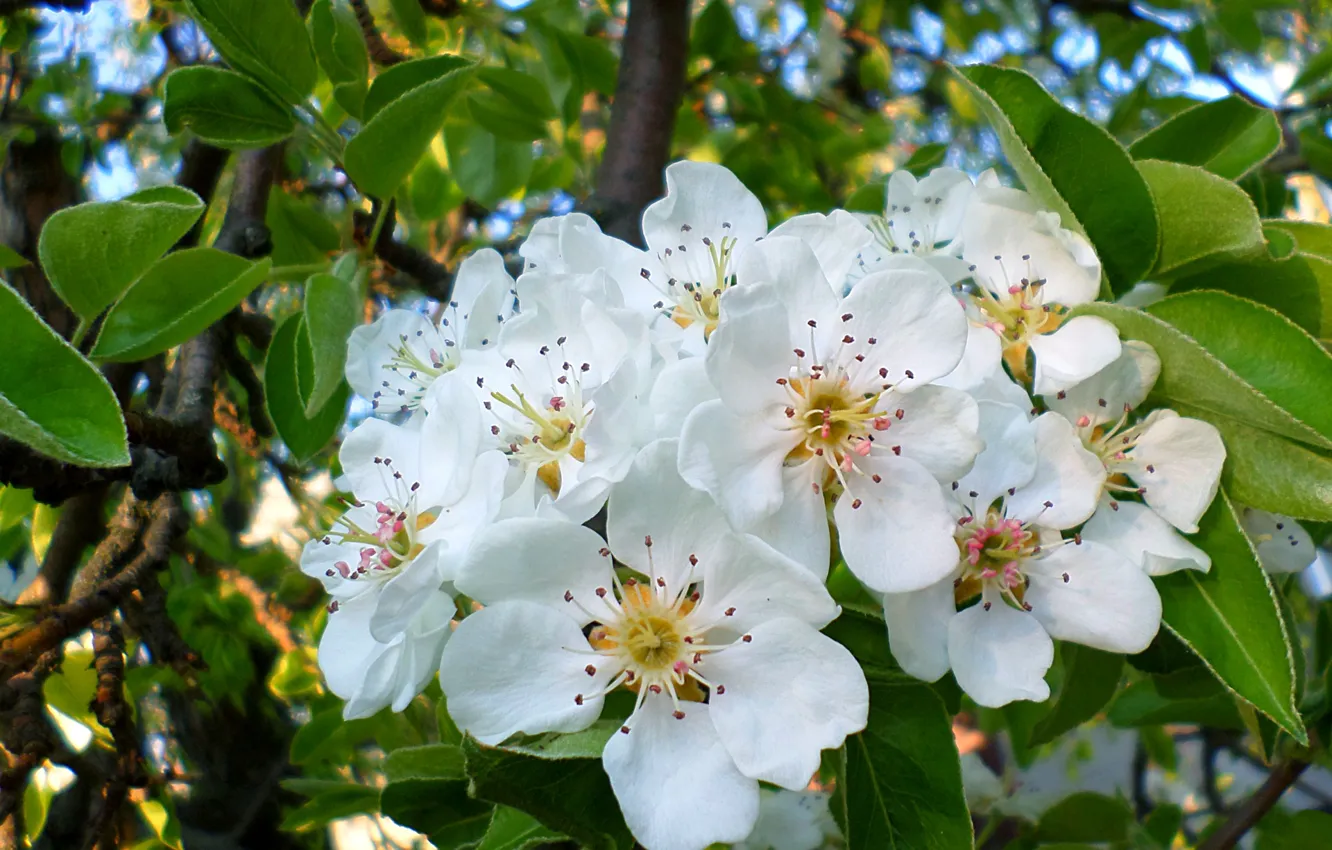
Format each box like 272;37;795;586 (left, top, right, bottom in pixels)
264;314;349;463
37;186;205;322
475;67;558;119
463;737;634;850
467;92;550;142
90;249;271;362
1156;490;1305;741
1267;220;1332;258
844;181;886;214
1128;96;1282;179
1028;645;1124;747
0;243;27;268
0;280;128;467
385;743;466;781
831;671;971;850
1075;302;1332;450
362;55;472;123
1147;291;1332;446
183;0;317;106
443;122;533;207
301;273;358;415
952;64;1159;292
1034;793;1133;843
267;188;341;268
1258;810;1332;850
138;798;184;850
380;775;492;844
476;806;566;850
1170;250;1332;340
1108;668;1245;730
309;0;368;118
1173;405;1332;521
499;718;624;761
280;783;380;832
344;57;475;199
1137;159;1265;277
162;67;295;149
902;143;948;176
290;707;346;764
387;0;428;47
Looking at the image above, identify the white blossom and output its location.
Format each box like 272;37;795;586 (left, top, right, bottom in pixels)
1241;507;1317;574
734;789;840;850
852;167;975;286
440;440;867;850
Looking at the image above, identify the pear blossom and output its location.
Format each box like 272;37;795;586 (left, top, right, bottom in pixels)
1240;507;1317;574
520;162;871;354
444;268;653;522
345;249;514;416
301;381;506;718
440;440;867;850
1044;340;1225;535
883;401;1162;707
734;789;840;850
851;167;976;286
958;182;1121;395
679;236;982;586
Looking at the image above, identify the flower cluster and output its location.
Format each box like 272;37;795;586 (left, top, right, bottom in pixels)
302;161;1231;850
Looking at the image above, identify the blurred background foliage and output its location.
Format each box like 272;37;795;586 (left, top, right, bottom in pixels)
2;0;1332;848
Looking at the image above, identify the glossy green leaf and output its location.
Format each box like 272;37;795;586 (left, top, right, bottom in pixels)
264;314;349;463
384;743;466;782
1173;404;1332;521
1268;220;1332;258
267;188;341;269
1076;302;1332;450
344;57;475;199
1258;810;1332;850
302;273;358;415
1170;249;1332;340
1108;668;1244;729
91;248;271;362
1137;159;1265;277
0;280;128;467
443;122;534;207
475;67;558;119
463;737;633;850
1156;491;1305;741
184;0;317;106
953;64;1159;292
0;487;34;531
1147;291;1332;446
902;142;948;176
361;55;472;124
309;0;368;118
387;0;428;47
1029;645;1124;747
1035;793;1133;843
162;67;295;149
37;186;205;321
280;783;380;831
0;243;27;269
476;806;566;850
830;671;971;850
1128;96;1282;179
467;92;550;142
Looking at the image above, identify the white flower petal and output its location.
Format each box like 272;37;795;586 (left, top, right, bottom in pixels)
650;356;718;439
736;790;837;850
963;195;1101;306
836;454;960;593
455;518;616;624
1241;507;1317;574
883;578;957;682
1028;315;1123;396
1043;340;1160;426
678;400;791;529
607;439;732;591
1025;541;1163;654
937;325;1004;393
1005;413;1106;529
1081;498;1210;576
345;309;442;412
1125;411;1225;533
418;372;486;506
691;533;840;632
839;267;968;390
706;283;798;415
439;601;614;745
732;236;841;339
742;463;832;579
338;417;429;504
767;210;873;290
947;602;1053;708
603;699;759;850
369;541;450;642
956;400;1036;516
644;160;767;254
883;385;982;482
704;619;868;789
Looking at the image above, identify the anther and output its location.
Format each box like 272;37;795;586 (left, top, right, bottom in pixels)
742;634;753;643
595;587;608;598
842;313;854;321
689;554;698;566
563;590;573;602
585;665;596;676
724;607;736;616
673;711;686;720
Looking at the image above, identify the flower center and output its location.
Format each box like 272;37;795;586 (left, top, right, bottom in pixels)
373;334;451;413
322;457;436;582
641;229;739;338
954;508;1040;610
967;262;1065;381
484;358;593;496
1074;407;1150;500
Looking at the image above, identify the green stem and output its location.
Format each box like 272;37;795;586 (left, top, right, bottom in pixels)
364;202;391;259
71;317;91;350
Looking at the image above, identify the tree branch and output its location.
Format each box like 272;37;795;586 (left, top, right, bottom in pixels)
349;0;406;67
356;201;454;301
0;0;90;14
589;0;690;246
1197;758;1312;850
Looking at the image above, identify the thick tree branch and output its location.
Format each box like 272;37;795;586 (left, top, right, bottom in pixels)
589;0;690;246
349;0;406;67
0;0;90;14
1197;757;1312;850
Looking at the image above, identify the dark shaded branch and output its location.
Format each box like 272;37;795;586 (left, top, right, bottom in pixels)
176;141;230;248
1197;758;1312;850
17;485;108;605
349;0;406;66
356;202;453;301
589;0;690;246
0;0;90;14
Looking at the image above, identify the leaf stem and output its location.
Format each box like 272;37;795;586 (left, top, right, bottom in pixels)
364;202;390;260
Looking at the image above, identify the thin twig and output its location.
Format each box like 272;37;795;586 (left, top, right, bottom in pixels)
1197;758;1312;850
